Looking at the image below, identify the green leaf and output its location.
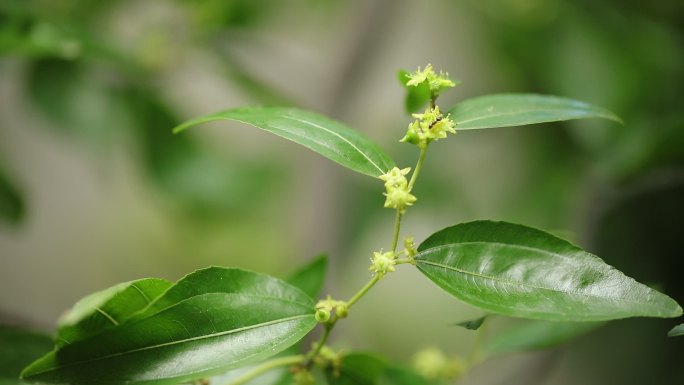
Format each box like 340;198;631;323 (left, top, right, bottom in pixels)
454;316;487;331
286;255;328;299
325;353;387;385
56;278;172;347
398;70;431;114
0;168;24;225
668;323;684;337
135;267;314;319
173;107;396;177
447;94;622;131
0;327;52;385
484;320;604;356
326;353;431;385
22;268;317;385
415;220;682;321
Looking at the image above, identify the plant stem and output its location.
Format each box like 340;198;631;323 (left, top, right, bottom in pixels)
395;257;415;265
408;146;428;191
391;211;403;252
304;323;334;368
223;355;303;385
347;274;381;308
300;145;429;365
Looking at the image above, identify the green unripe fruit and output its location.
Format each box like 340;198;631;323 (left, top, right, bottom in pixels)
315;308;331;323
335;304;349;318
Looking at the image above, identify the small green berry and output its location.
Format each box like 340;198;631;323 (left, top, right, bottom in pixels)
335;303;349;318
315;308;331;323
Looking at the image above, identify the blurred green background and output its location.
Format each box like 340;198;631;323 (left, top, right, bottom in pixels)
1;0;683;384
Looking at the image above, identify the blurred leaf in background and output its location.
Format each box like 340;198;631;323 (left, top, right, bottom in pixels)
0;167;24;225
0;327;52;385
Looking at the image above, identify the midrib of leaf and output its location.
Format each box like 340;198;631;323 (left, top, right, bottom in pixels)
28;314;311;375
455;107;607;126
283;115;386;175
416;258;654;306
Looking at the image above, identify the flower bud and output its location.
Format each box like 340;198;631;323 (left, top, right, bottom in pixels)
334;303;349;318
315;308;331;323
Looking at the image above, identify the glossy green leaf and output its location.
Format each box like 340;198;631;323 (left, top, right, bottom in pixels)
0;168;24;225
447;94;621;131
286;255;328;299
135;267;314;319
173;107;396;177
454;316;487;331
22;268;317;385
484;320;604;356
668;323;684;337
398;70;431;114
0;328;52;385
56;278;172;347
415;221;682;321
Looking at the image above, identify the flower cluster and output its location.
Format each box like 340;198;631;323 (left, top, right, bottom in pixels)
403;236;417;259
315;296;348;323
369;250;396;277
406;64;458;94
379;167;416;214
311;344;343;376
401;106;456;148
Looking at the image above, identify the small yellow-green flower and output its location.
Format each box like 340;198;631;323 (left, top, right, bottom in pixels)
379;167;410;188
369;250;396;277
383;186;417;214
402;106;456;148
406;64;458;94
315;296;347;322
404;236;417;258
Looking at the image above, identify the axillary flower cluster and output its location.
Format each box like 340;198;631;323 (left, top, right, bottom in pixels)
301;65;458;384
370;64;458;277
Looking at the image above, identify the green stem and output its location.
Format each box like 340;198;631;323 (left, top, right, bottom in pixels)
395;257;415;265
347;274;381;308
390;210;403;253
223;355;303;385
304;322;334;367
408;146;428;191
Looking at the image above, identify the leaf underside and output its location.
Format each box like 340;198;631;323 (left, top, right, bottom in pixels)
415;221;682;321
173;107;396;177
57;278;172;347
448;93;622;130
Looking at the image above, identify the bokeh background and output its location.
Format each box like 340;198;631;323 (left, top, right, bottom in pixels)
1;0;683;384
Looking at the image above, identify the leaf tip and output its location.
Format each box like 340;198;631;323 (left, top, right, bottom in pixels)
172;123;187;134
668;323;684;337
